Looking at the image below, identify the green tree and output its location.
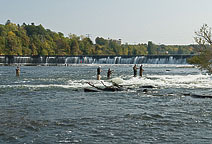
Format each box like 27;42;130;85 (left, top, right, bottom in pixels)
147;41;157;55
0;36;5;55
188;24;212;73
30;43;38;55
177;47;184;54
6;31;22;55
81;37;93;55
95;37;107;45
70;38;81;55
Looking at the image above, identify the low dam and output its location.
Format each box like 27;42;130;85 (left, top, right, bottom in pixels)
0;55;194;66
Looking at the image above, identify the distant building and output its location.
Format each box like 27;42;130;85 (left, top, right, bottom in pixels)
115;39;122;45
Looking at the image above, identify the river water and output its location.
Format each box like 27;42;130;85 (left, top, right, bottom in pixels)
0;64;212;144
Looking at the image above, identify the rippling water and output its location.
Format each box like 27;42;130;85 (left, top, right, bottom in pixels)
1;64;212;144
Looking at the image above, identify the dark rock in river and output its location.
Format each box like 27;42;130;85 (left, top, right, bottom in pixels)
140;85;156;89
183;93;212;98
143;89;148;93
84;88;99;92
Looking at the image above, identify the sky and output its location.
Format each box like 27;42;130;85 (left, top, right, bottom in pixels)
1;0;212;45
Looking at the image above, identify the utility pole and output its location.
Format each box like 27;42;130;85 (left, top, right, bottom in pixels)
86;34;91;39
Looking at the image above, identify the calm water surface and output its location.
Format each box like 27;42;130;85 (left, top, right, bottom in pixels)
0;64;212;144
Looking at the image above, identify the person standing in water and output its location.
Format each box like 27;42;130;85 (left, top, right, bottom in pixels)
107;68;113;79
16;66;20;76
133;64;138;77
139;64;144;77
97;66;102;80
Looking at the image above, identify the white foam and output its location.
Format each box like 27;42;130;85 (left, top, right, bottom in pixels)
118;73;212;89
1;70;211;89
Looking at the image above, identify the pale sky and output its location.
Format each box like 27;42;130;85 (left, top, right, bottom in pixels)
1;0;212;45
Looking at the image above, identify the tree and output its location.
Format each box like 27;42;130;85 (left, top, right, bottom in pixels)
6;31;22;55
80;37;93;55
188;24;212;73
147;41;157;55
195;24;212;45
177;47;184;54
0;36;5;54
30;43;38;55
70;38;81;55
95;37;107;45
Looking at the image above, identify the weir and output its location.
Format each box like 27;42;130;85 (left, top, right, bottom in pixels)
0;55;194;65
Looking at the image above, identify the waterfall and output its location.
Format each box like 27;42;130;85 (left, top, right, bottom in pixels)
114;56;121;64
0;56;5;64
0;55;194;65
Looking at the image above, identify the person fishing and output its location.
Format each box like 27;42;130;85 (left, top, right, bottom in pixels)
139;64;144;77
16;66;20;76
97;66;102;80
107;68;114;79
133;64;138;77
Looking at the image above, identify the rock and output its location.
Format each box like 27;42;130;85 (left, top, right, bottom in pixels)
191;94;212;98
183;93;212;98
84;88;99;92
140;85;156;89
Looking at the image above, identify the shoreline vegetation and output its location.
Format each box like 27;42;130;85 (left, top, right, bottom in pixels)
0;20;199;56
187;24;212;73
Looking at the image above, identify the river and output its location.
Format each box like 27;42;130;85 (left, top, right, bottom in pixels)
0;64;212;143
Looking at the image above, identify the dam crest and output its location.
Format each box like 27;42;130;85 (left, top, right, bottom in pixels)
0;55;194;66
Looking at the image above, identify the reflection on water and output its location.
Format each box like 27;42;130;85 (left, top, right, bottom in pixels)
0;64;212;143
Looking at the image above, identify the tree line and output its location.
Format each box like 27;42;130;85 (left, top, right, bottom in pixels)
0;20;198;56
